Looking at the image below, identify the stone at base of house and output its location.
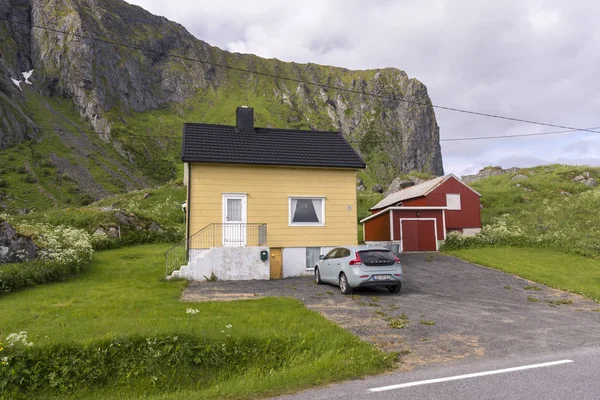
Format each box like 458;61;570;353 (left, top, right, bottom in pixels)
462;228;482;236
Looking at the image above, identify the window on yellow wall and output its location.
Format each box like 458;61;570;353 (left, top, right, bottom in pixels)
289;197;325;226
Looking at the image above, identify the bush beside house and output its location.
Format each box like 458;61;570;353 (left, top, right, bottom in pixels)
0;219;94;294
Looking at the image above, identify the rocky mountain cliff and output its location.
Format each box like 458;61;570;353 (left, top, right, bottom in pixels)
0;0;443;212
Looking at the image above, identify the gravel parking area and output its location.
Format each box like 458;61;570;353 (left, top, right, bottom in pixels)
182;253;600;369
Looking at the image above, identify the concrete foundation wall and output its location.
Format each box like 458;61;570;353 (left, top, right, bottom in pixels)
282;246;336;277
283;248;306;277
183;246;270;281
183;246;344;280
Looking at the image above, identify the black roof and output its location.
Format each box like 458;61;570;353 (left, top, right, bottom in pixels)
182;123;366;169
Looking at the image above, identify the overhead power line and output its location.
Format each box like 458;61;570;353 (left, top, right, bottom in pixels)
438;126;600;142
2;16;597;135
35;126;600;143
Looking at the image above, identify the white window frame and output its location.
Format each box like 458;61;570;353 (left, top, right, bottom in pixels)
222;193;248;246
288;196;326;227
446;193;461;211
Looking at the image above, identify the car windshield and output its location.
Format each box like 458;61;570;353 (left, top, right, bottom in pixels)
357;250;396;264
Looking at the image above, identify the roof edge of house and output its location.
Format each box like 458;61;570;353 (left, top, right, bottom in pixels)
181;158;366;169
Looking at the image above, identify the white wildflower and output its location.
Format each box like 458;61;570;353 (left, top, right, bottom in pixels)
186;308;199;315
18;223;93;265
5;331;33;347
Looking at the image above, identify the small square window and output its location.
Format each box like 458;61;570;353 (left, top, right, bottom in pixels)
289;197;325;226
446;194;461;210
306;247;321;270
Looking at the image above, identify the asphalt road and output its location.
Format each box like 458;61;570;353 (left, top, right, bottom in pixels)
273;348;600;400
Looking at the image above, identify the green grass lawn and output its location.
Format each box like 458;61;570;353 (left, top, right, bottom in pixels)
0;244;393;399
446;247;600;302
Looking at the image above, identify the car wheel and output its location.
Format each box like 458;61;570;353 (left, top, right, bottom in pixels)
315;267;323;285
387;284;401;294
339;273;353;295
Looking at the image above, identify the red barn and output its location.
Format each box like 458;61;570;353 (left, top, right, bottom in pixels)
361;174;481;252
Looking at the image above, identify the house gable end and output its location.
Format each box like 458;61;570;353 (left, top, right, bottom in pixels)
427;176;482;229
422;174;481;198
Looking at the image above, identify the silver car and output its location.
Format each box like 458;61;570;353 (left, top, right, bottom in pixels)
314;246;402;295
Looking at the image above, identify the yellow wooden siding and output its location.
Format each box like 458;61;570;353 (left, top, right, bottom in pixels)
188;163;358;247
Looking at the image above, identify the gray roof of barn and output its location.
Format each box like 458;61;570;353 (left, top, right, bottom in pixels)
182;123;366;169
370;174;482;210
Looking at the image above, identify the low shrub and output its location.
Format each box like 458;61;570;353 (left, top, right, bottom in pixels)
90;227;183;251
0;258;88;294
443;217;527;249
0;333;308;397
20;174;37;184
0;223;93;294
19;223;94;264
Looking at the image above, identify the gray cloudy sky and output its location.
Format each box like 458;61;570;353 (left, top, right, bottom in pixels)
128;0;600;176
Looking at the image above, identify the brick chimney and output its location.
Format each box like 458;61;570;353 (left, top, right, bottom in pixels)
236;106;254;133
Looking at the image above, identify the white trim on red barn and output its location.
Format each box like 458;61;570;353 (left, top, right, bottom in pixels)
389;210;394;240
359;206;447;223
442;209;447;239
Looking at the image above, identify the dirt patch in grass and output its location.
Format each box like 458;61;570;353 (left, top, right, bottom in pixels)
400;334;485;371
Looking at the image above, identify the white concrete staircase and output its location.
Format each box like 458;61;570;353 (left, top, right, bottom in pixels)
169;249;210;280
168;246;270;281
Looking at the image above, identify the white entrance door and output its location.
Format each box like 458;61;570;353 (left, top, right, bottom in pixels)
222;194;247;246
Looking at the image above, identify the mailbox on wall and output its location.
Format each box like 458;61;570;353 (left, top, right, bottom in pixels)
260;250;268;261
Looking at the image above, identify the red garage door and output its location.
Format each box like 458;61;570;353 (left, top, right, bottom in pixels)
401;219;437;252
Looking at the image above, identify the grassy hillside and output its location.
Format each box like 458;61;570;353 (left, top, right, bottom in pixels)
446;165;600;258
471;165;599;223
0;87;153;213
4;180;186;253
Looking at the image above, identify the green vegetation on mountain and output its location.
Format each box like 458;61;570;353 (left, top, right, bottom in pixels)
0;87;152;212
11;182;184;231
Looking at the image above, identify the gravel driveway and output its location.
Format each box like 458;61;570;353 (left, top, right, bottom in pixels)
182;253;600;369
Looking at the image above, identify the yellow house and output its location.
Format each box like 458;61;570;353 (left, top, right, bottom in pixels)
168;107;366;281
